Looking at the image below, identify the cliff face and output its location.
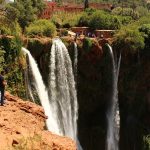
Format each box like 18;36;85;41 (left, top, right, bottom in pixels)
0;92;76;150
26;37;150;150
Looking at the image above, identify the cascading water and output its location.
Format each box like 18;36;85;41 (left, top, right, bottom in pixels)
106;44;121;150
22;47;60;134
49;38;78;140
24;65;35;102
74;42;78;82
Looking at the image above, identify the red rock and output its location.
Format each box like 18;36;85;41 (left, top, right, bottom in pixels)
0;91;77;150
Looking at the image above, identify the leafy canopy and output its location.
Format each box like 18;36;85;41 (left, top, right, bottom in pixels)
9;0;45;30
26;19;56;37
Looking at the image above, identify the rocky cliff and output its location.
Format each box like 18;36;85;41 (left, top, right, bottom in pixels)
0;92;76;150
24;37;150;150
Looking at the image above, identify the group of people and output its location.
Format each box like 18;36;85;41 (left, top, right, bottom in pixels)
75;32;96;38
0;71;6;106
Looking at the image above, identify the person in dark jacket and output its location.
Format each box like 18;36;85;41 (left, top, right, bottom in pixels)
0;71;7;106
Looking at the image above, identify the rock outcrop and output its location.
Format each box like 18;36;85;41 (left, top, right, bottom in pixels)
0;92;76;150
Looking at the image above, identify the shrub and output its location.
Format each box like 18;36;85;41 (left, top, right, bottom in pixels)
60;29;68;36
78;12;91;27
143;135;150;150
112;7;140;19
51;12;82;28
139;24;150;35
114;26;145;53
0;22;22;36
117;16;133;25
12;134;51;150
0;36;25;98
136;6;148;18
139;24;150;52
89;11;121;30
83;38;93;53
26;19;56;37
0;26;11;35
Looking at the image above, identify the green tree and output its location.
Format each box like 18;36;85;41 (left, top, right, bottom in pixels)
139;24;150;53
26;19;56;37
10;0;45;30
89;10;121;30
114;25;145;53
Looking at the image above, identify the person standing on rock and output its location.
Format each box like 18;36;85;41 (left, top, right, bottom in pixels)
0;71;7;106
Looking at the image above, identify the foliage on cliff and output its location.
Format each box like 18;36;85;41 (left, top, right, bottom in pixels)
143;135;150;150
26;19;56;37
113;15;150;54
139;23;150;54
8;0;45;30
0;36;26;98
51;12;81;28
114;26;145;53
78;9;133;30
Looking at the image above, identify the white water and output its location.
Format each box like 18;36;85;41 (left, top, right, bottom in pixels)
49;38;78;140
24;65;35;102
22;47;60;134
106;44;121;150
74;42;78;82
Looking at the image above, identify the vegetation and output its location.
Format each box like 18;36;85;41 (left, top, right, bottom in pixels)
8;0;45;30
83;38;93;52
0;0;149;97
0;36;26;98
26;19;56;37
114;25;145;53
113;14;150;53
12;134;51;150
0;0;150;150
139;23;150;52
51;12;82;28
143;135;150;150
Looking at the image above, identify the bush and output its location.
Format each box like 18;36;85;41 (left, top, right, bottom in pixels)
139;24;150;52
60;29;68;36
78;12;91;27
89;11;121;30
114;26;145;53
83;38;93;53
136;6;148;18
26;19;56;37
0;22;22;36
143;135;150;150
0;26;11;35
139;24;150;35
117;16;133;25
51;12;82;28
0;36;25;98
112;7;140;19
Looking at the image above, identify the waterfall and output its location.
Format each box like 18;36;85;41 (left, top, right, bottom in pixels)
22;47;60;134
74;42;78;82
24;65;35;102
106;44;121;150
49;38;78;140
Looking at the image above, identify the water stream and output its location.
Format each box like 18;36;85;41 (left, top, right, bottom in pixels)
49;38;78;140
22;47;60;134
106;44;121;150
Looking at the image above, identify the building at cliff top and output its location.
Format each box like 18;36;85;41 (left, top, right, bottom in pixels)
40;1;113;19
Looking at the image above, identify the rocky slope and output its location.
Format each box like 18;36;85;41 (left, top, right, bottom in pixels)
0;92;76;150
